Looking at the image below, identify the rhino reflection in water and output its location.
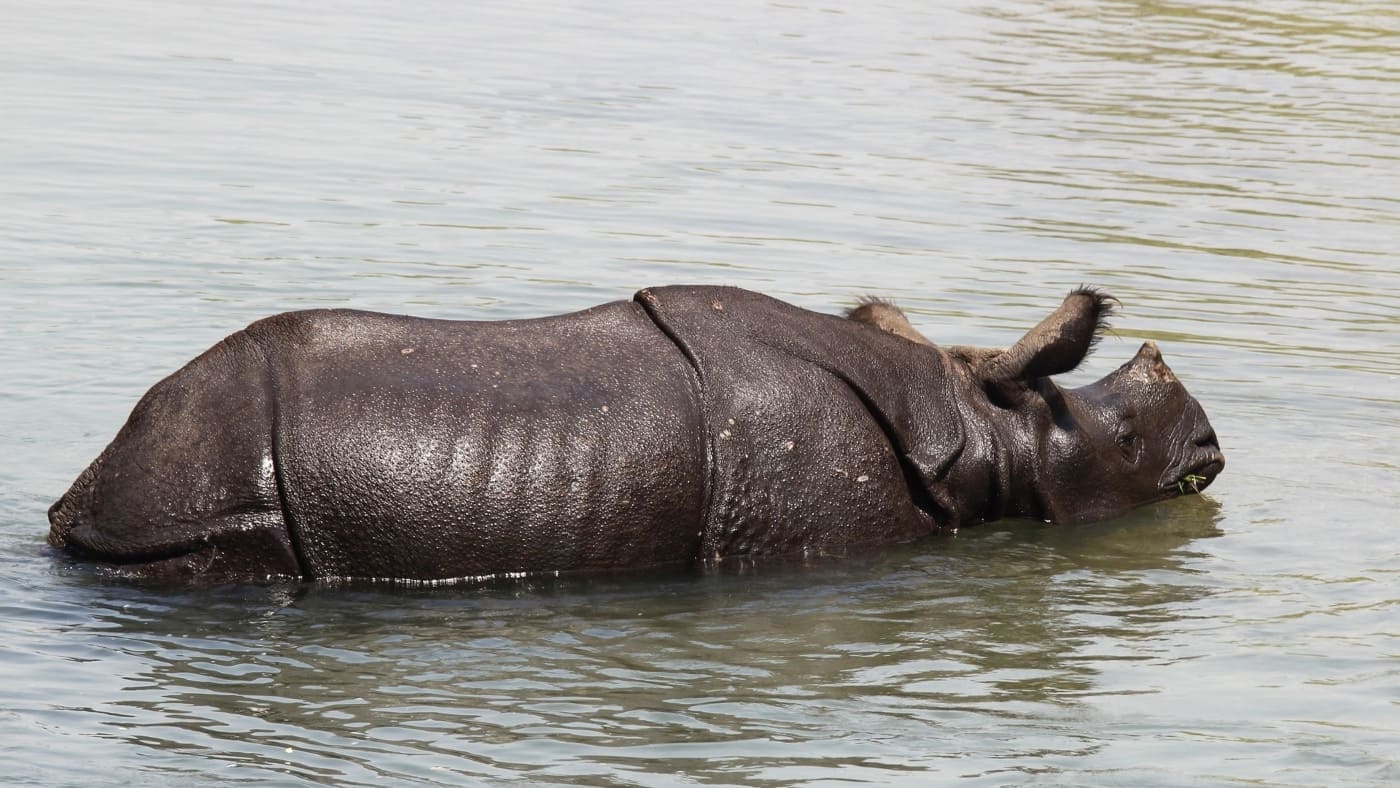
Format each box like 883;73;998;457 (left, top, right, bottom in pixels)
48;285;1223;585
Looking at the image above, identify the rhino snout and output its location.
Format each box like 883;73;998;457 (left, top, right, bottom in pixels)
1163;428;1225;495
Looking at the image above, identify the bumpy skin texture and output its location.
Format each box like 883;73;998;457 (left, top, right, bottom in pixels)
48;285;1224;584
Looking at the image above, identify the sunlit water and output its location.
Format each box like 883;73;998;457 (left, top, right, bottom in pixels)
2;0;1397;784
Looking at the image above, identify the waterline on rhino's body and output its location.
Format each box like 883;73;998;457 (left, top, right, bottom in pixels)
49;286;1221;584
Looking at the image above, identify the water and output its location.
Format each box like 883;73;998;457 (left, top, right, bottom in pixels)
2;0;1397;784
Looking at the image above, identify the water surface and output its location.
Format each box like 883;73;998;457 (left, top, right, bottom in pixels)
2;0;1397;784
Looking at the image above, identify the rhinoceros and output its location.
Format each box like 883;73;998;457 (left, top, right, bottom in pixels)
48;285;1223;584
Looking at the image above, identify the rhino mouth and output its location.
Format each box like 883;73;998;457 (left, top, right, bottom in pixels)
1163;456;1225;497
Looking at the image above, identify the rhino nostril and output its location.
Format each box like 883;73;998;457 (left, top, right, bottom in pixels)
1195;430;1219;450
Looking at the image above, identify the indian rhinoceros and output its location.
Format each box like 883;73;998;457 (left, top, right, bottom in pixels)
48;285;1223;584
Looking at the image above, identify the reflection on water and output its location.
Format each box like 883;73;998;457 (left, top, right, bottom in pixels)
2;0;1398;784
25;499;1225;784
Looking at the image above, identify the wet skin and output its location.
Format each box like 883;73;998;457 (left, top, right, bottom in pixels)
49;286;1223;584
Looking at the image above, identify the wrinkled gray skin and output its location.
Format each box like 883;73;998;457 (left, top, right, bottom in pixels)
49;286;1224;585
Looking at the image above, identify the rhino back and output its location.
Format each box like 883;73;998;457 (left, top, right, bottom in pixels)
250;301;707;581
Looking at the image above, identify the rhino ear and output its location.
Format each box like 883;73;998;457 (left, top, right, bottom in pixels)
976;287;1116;402
845;298;933;346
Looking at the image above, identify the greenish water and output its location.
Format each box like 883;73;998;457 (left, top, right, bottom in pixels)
2;0;1397;784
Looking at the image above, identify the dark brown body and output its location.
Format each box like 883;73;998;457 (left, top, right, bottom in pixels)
49;285;1223;584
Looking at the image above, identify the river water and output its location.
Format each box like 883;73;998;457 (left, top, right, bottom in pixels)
2;0;1397;784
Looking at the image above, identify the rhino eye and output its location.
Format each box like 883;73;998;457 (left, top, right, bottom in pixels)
1117;430;1142;462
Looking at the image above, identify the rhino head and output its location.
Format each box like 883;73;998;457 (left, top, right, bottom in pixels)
973;288;1224;524
853;288;1225;525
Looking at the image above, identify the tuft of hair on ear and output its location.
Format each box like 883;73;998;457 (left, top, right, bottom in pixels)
843;295;896;318
975;284;1122;396
844;296;934;346
1069;285;1120;365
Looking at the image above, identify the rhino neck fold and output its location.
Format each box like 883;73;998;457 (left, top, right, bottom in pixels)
943;356;1044;527
990;413;1050;523
826;370;956;528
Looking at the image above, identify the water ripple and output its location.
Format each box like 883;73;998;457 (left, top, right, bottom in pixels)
4;0;1399;784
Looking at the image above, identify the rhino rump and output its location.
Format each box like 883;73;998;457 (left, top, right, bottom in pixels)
47;329;300;582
